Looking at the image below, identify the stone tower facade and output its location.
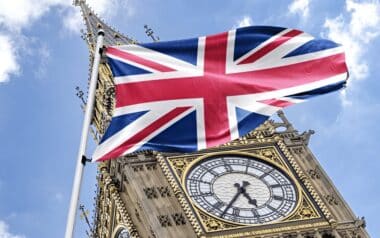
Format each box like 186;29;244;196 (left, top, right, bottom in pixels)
91;115;369;238
75;1;370;237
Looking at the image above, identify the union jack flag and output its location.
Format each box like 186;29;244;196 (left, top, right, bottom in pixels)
92;26;348;162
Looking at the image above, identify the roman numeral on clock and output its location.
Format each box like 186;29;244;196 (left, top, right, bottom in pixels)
213;201;224;210
188;178;211;184
232;207;240;216
273;195;284;201
259;168;274;179
251;209;262;223
192;192;213;198
267;205;277;211
221;158;233;172
200;165;218;176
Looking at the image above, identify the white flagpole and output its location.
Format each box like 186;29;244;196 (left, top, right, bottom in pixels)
65;29;105;238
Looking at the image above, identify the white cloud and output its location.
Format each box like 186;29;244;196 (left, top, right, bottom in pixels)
323;0;380;105
0;35;19;83
0;0;69;83
288;0;310;20
0;0;128;83
0;220;25;238
0;0;68;32
347;0;380;42
62;9;83;34
0;0;121;33
234;16;253;28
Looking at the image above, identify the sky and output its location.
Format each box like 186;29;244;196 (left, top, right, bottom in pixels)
0;0;379;237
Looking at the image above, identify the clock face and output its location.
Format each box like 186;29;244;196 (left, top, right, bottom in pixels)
185;155;298;225
116;228;130;238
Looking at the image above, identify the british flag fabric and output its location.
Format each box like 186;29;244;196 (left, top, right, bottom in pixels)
92;26;348;162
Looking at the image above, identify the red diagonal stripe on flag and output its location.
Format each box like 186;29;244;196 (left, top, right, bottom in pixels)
107;47;175;72
238;29;303;65
115;53;347;107
98;107;191;161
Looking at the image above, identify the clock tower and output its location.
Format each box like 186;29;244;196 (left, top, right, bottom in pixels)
75;1;370;237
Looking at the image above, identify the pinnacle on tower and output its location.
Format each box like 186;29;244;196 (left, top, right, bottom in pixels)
75;0;135;48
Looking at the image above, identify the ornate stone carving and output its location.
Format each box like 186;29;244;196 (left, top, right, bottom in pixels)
308;168;321;179
170;158;191;178
287;196;319;221
132;165;144;172
354;216;366;228
258;148;283;166
95;167;139;237
292;146;304;154
300;130;315;145
198;210;238;232
145;163;157;170
325;194;340;206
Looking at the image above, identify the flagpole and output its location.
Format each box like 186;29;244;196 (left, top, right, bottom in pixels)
65;29;104;238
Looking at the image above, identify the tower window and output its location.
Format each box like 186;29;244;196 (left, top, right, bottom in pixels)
143;187;158;199
157;215;172;227
171;213;186;225
157;186;171;197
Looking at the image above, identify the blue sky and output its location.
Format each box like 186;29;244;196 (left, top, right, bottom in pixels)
0;0;379;237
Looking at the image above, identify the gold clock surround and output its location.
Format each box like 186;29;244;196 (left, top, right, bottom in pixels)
157;138;333;237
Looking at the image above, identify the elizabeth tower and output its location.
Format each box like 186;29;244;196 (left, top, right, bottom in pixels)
75;1;370;237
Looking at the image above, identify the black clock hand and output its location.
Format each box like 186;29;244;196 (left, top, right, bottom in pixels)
221;183;240;217
242;191;257;207
221;181;250;217
240;181;257;206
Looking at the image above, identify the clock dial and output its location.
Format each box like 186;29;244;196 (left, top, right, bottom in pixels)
185;155;298;225
116;228;130;238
